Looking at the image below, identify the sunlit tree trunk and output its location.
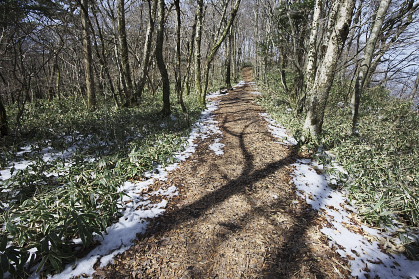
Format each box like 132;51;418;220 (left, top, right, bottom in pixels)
118;0;134;106
81;0;96;110
156;0;171;116
174;0;186;113
194;0;204;100
184;14;197;97
351;0;391;135
225;26;232;89
136;0;157;102
202;0;241;105
303;0;355;140
411;71;419;101
91;1;118;107
305;0;322;92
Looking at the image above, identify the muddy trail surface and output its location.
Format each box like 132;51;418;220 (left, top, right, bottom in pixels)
95;68;351;278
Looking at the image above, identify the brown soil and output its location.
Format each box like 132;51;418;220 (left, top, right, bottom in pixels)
94;68;352;278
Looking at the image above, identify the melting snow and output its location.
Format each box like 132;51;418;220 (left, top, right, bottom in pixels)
293;160;419;279
44;86;228;279
209;138;225;156
260;112;298;145
262;109;419;279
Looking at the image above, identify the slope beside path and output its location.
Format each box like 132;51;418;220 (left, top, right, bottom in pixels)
94;68;352;278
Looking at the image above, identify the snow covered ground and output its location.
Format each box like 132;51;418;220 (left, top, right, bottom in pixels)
37;91;226;279
260;112;298;145
264;110;419;279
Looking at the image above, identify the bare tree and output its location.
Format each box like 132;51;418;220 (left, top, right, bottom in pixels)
303;0;356;140
194;0;204;100
81;0;96;110
135;0;157;102
351;0;392;135
201;0;242;105
156;0;170;116
117;0;134;106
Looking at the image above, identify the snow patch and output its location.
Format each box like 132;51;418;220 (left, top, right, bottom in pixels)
209;138;225;156
260;113;297;145
292;159;419;279
47;88;226;278
250;91;262;95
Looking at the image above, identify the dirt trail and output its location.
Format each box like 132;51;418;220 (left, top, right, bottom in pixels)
96;68;351;278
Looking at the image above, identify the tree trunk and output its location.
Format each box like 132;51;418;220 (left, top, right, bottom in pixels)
91;1;118;107
351;0;391;135
183;15;198;97
156;0;171;116
305;0;322;92
136;0;157;102
303;0;355;140
202;0;242;105
174;0;186;113
225;26;232;89
411;71;419;101
0;98;8;137
194;0;204;100
81;0;96;110
118;0;134;106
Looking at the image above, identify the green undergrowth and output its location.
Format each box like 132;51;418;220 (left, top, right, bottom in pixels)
0;92;202;276
259;78;418;253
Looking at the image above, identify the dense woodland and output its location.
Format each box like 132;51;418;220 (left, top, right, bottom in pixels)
0;0;418;276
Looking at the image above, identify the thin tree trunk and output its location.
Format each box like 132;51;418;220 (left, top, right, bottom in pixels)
225;26;232;89
156;0;171;116
136;0;157;102
194;0;204;100
202;0;242;105
351;0;391;135
174;0;186;113
411;71;419;101
184;15;198;97
92;2;118;107
81;0;96;110
305;0;322;92
118;0;134;106
0;98;8;137
303;0;355;140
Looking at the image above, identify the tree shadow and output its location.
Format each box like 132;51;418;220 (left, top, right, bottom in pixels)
129;104;327;278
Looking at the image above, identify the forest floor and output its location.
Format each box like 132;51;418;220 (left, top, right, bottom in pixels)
93;68;353;278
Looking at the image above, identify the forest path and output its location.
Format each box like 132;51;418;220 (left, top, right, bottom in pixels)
95;68;350;278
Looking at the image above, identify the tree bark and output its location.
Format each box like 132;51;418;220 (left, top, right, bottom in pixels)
202;0;241;105
303;0;355;140
225;26;232;89
174;0;186;113
118;0;134;106
305;0;322;92
136;0;157;102
81;0;96;110
351;0;391;135
411;71;419;101
156;0;171;116
194;0;204;100
92;1;118;107
0;98;8;137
